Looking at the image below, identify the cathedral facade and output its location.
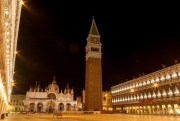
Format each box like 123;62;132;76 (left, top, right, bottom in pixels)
24;76;82;112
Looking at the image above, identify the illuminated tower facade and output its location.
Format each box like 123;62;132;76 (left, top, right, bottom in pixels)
85;17;102;111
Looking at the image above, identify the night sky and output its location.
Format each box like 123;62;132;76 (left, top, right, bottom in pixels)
13;0;180;96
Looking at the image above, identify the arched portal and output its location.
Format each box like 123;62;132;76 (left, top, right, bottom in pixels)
162;105;167;114
29;103;35;112
58;103;64;111
66;103;71;111
47;101;55;113
37;102;43;112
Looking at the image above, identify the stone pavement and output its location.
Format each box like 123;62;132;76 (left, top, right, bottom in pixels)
2;113;180;121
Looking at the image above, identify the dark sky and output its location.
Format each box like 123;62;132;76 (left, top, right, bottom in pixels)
13;0;180;95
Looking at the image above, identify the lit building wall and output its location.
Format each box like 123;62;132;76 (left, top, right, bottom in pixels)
0;0;22;115
23;77;80;112
82;90;112;111
111;63;180;114
9;95;25;111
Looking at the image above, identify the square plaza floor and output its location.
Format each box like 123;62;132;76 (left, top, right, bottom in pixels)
2;113;180;121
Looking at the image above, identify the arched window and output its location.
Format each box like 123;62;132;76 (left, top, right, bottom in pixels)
174;86;180;96
144;93;147;99
168;88;173;96
152;91;156;98
47;93;56;100
148;92;151;98
162;89;167;97
157;90;161;98
140;93;143;99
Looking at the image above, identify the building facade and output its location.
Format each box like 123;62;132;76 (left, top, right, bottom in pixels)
82;90;111;111
111;63;180;115
9;94;25;111
105;91;113;111
85;17;102;111
0;0;22;116
24;76;82;112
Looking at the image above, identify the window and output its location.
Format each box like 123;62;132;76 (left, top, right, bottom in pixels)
91;47;99;52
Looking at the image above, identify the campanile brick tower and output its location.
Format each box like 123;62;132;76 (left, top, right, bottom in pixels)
85;17;102;111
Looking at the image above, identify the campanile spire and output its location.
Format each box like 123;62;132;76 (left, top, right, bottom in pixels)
89;16;100;35
85;17;102;111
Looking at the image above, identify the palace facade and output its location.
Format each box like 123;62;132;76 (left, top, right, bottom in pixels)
9;94;26;111
24;76;82;112
111;63;180;115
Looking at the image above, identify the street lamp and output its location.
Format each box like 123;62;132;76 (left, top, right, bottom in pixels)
130;89;134;93
12;80;15;86
153;83;158;88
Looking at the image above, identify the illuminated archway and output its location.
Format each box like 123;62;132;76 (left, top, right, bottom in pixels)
37;102;43;112
66;103;71;111
29;103;35;112
58;103;64;111
47;101;55;113
47;93;56;100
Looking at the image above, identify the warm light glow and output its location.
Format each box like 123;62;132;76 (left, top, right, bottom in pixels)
5;11;9;14
169;109;173;113
130;89;134;93
5;22;8;26
21;1;24;5
154;83;158;87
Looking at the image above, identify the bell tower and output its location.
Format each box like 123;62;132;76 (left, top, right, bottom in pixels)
85;16;102;111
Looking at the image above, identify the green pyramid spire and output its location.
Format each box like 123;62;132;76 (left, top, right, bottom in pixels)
89;16;100;35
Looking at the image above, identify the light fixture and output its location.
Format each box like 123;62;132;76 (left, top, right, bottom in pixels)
5;22;8;26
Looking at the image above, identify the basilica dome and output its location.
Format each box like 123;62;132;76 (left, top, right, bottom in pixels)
47;76;59;92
